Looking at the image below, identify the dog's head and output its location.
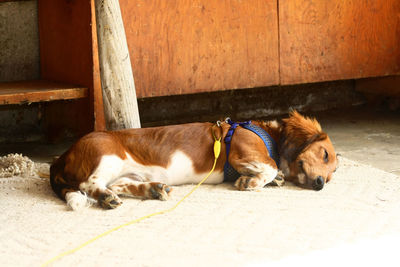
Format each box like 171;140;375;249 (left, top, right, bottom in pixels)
279;111;338;190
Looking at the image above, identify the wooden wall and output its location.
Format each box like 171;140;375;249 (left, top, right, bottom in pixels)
120;0;399;98
120;0;279;98
279;0;400;85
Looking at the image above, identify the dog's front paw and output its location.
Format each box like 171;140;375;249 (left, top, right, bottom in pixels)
148;183;172;201
234;176;264;191
268;170;285;187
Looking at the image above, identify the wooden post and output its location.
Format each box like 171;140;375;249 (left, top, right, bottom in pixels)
94;0;141;130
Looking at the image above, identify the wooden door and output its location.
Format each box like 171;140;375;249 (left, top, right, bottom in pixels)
279;0;400;84
120;0;279;98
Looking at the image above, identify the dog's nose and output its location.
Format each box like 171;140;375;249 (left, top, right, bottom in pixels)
312;176;324;191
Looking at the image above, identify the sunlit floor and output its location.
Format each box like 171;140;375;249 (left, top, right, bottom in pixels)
1;104;399;266
317;105;400;176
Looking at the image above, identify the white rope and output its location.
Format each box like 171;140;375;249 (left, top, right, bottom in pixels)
0;153;49;178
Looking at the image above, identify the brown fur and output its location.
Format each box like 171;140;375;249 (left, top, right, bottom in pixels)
279;111;337;187
50;111;338;209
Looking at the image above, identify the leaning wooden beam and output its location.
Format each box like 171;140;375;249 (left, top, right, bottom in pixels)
95;0;141;130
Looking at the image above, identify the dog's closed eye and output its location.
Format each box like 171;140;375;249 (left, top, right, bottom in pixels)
298;160;304;173
323;149;329;163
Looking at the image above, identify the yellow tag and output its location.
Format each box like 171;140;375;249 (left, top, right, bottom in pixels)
214;139;221;159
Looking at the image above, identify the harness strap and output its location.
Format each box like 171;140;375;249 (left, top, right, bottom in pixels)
224;119;279;182
223;120;250;181
224;120;250;160
242;124;280;167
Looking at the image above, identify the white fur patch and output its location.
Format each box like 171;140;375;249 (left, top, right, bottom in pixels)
243;161;278;184
165;151;223;185
269;120;279;129
93;155;126;184
298;173;307;184
79;155;125;194
65;191;90;211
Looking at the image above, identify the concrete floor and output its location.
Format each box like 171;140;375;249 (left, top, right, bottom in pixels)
1;104;399;176
317;106;400;176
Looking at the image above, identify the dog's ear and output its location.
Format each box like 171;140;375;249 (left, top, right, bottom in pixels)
280;111;327;162
283;110;322;134
283;111;325;139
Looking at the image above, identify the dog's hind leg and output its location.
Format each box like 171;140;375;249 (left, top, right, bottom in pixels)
78;155;128;209
80;175;123;209
109;178;172;201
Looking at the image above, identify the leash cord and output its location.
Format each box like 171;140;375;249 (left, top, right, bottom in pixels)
41;137;221;267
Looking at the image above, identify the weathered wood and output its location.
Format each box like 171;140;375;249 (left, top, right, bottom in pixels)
119;0;279;98
0;80;88;105
95;0;141;130
279;0;400;84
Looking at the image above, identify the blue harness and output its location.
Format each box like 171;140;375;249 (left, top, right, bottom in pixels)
223;119;280;182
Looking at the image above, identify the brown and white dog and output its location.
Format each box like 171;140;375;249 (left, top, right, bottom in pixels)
50;111;338;210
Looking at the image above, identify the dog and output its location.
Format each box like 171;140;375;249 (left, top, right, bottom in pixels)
50;111;338;210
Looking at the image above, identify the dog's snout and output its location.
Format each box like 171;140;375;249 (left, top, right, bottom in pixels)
312;176;324;191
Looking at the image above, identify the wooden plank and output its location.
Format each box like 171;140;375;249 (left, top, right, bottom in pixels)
279;0;400;85
38;0;105;139
90;0;106;132
120;0;279;98
0;80;88;105
39;0;93;87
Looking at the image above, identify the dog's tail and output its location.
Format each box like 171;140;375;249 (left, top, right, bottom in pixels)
50;155;91;211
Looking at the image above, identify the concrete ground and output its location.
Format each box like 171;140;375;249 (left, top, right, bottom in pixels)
0;104;399;177
317;105;400;176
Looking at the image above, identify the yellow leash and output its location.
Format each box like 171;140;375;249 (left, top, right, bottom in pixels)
42;135;222;267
